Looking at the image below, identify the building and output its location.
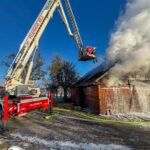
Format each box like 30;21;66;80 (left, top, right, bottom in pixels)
72;65;150;114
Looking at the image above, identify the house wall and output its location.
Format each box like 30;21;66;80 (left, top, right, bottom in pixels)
72;86;100;113
82;86;100;113
99;84;150;114
72;83;150;115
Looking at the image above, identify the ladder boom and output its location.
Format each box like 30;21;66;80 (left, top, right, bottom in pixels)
6;0;97;97
7;0;58;80
63;0;83;50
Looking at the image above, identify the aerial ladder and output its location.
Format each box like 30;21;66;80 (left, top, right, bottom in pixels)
5;0;96;98
0;0;96;128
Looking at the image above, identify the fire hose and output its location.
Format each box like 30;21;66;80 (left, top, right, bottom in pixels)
45;108;150;125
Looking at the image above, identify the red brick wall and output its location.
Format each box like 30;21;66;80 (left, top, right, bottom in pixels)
73;83;150;114
99;84;150;114
99;86;131;114
83;86;100;113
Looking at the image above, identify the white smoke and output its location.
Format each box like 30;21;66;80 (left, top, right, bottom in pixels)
104;0;150;85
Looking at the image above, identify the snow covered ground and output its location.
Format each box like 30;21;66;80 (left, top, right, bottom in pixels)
0;110;150;149
99;112;150;123
10;133;131;150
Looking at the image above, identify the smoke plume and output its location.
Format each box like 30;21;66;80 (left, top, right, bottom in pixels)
104;0;150;85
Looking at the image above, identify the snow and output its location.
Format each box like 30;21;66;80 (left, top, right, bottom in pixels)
11;133;131;150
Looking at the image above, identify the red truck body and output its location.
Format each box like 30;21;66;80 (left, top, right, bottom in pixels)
1;93;53;121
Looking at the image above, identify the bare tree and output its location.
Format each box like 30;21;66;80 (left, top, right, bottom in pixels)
30;51;46;80
47;54;79;101
1;53;15;67
47;54;64;97
60;61;79;100
1;51;46;81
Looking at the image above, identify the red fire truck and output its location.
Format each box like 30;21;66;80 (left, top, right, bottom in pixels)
0;0;96;130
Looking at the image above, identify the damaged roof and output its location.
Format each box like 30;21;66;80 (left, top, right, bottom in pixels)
77;63;111;86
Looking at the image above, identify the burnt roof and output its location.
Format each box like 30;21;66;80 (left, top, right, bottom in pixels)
77;63;111;86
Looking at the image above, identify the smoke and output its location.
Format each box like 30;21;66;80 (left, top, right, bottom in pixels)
104;0;150;85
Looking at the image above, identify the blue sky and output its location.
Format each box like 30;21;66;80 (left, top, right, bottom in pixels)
0;0;127;81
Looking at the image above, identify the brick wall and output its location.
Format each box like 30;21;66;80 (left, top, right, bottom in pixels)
83;86;100;113
99;84;150;114
73;83;150;114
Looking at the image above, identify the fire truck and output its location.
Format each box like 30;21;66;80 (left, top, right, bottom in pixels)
0;0;96;129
